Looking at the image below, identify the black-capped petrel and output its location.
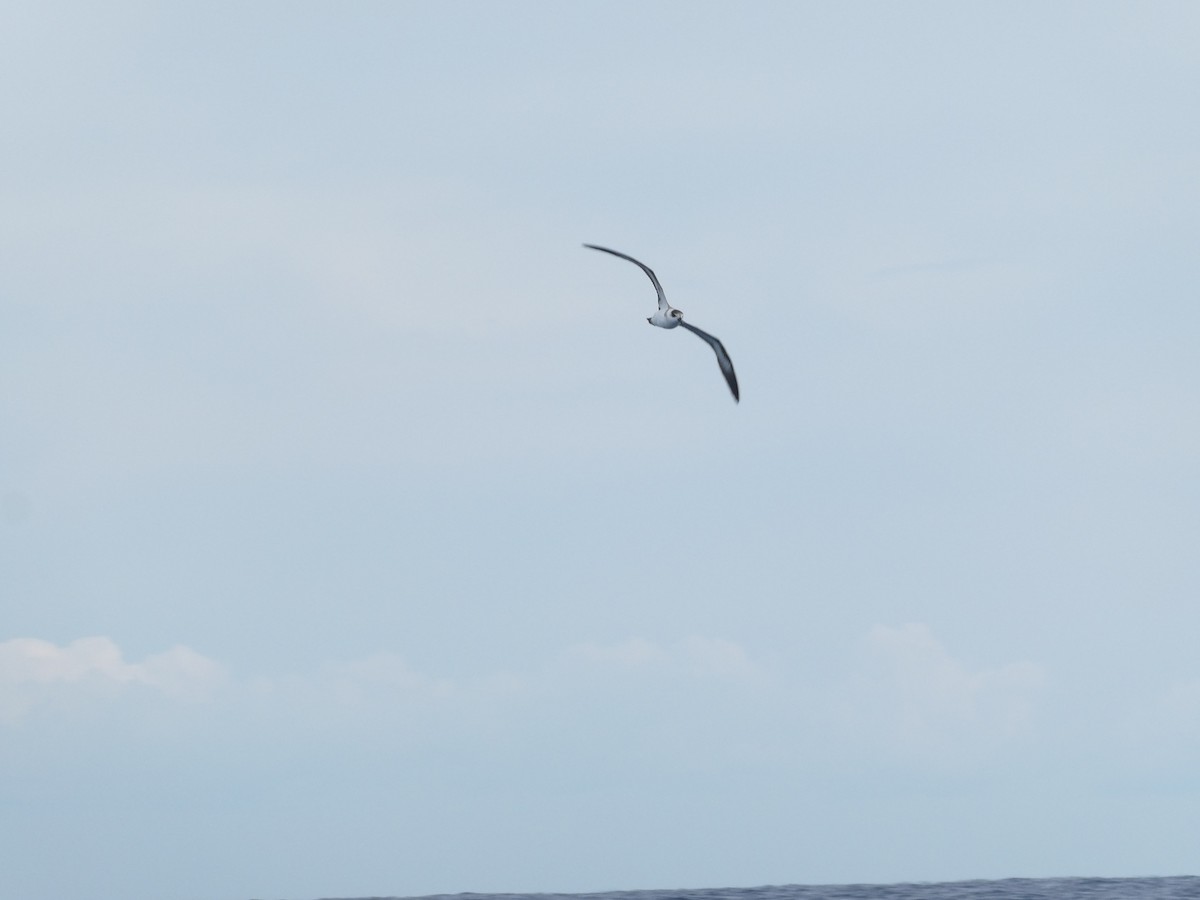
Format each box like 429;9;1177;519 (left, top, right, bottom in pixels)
583;244;739;402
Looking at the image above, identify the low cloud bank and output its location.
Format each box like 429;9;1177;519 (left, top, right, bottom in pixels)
841;623;1045;766
0;636;227;723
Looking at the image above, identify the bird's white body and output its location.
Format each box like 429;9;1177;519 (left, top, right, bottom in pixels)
648;306;683;329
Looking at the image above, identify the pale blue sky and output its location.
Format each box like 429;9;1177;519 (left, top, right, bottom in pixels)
3;3;1200;900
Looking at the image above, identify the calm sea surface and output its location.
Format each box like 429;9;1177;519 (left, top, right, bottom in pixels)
320;879;1200;900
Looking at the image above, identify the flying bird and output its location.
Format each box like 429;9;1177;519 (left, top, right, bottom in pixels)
583;244;739;402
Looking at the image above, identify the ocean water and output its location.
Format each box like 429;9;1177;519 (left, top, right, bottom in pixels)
321;878;1200;900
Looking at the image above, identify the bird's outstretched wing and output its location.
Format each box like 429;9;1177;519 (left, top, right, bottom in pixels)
583;244;669;312
679;320;740;402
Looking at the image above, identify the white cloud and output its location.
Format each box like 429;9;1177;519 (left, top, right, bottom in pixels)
136;645;231;701
4;628;1052;776
569;635;669;668
566;635;768;684
0;634;534;735
247;652;459;714
0;636;228;724
842;623;1044;765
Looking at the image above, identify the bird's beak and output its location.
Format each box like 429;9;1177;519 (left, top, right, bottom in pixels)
646;317;652;324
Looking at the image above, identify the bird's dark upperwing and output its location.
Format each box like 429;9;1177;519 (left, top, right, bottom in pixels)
679;320;739;402
583;244;669;312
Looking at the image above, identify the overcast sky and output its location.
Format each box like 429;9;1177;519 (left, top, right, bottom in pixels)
3;3;1200;900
